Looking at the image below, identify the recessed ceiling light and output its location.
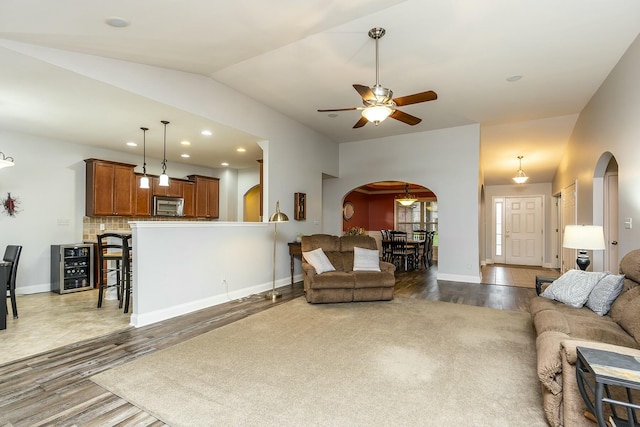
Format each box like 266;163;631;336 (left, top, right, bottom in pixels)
181;140;191;146
328;113;338;118
181;154;190;158
506;75;523;82
221;162;229;167
236;148;246;152
126;141;137;147
105;17;130;28
201;130;212;136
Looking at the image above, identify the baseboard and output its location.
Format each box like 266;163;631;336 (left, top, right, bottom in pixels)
437;273;481;284
15;283;51;295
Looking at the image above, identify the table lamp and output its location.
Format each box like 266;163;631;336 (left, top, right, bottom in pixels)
267;201;289;300
562;225;606;271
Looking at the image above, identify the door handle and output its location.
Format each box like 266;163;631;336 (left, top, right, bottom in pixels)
611;241;618;245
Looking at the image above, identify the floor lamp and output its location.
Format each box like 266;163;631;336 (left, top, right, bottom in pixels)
562;225;606;271
267;201;289;300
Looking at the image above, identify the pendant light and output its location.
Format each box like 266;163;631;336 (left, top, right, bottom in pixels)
159;120;170;187
139;127;150;189
395;183;418;206
512;155;529;184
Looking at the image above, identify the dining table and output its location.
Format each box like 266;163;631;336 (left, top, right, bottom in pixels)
0;261;11;330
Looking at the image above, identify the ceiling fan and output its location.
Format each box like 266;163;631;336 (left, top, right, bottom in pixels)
318;27;438;128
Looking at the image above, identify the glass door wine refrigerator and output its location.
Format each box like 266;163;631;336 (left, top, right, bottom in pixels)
51;244;94;294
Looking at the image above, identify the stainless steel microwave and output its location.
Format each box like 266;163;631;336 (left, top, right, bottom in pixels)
153;196;184;217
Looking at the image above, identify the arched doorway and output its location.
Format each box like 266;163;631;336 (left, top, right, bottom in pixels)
243;185;261;222
593;153;619;271
342;181;438;262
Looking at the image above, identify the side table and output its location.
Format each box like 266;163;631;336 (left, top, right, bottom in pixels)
576;346;640;426
535;275;557;295
288;242;302;287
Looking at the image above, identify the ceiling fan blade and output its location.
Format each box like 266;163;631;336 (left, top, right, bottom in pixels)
317;107;358;112
393;90;438;106
390;109;422;126
353;116;368;128
353;84;376;101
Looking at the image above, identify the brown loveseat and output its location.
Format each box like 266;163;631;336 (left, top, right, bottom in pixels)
530;249;640;426
301;234;396;303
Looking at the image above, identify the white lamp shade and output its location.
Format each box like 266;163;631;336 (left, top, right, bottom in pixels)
563;225;605;250
362;105;392;124
159;173;169;187
139;176;150;189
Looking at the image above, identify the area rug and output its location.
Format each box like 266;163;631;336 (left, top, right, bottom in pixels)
91;297;546;426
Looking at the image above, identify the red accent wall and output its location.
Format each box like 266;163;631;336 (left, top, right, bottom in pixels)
342;191;369;230
342;189;436;232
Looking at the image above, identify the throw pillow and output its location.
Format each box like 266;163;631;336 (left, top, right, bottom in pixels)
541;270;608;308
353;246;381;272
302;248;335;274
586;273;625;316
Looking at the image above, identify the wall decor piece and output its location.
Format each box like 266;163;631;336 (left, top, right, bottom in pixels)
343;201;355;221
2;192;19;216
294;192;306;221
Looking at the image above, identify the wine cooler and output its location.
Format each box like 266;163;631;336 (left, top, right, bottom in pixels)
51;244;94;294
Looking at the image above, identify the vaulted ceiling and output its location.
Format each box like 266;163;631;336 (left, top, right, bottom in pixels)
1;0;639;183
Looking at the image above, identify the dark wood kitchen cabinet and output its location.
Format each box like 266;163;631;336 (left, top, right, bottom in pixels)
182;181;195;217
188;175;219;219
152;177;183;197
85;159;136;216
134;173;151;217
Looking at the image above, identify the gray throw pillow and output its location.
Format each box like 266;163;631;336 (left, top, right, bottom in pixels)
541;270;608;308
586;273;625;316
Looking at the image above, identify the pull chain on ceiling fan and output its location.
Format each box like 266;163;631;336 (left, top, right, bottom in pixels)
318;27;438;128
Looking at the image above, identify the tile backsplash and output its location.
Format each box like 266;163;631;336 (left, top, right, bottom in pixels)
82;216;203;242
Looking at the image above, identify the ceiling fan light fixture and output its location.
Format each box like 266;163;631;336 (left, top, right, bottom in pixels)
513;155;529;184
362;105;392;125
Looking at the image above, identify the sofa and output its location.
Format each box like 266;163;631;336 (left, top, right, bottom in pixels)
301;234;396;303
530;249;640;426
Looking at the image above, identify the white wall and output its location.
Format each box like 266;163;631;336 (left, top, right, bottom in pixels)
553;34;640;261
324;124;482;283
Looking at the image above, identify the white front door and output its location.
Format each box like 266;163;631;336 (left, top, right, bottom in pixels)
505;196;543;266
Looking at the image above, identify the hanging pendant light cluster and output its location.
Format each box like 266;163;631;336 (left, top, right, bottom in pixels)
512;155;529;184
139;127;150;189
395;183;418;206
159;120;170;187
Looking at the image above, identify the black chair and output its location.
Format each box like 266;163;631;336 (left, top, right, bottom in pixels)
96;233;128;309
389;231;414;271
380;230;392;262
413;230;428;269
4;245;22;319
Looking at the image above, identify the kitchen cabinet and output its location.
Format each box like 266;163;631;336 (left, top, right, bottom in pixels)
188;175;219;219
182;181;195;217
152;177;183;197
134;173;152;217
85;159;135;216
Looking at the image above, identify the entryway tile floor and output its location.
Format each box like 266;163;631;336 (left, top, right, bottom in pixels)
481;264;560;289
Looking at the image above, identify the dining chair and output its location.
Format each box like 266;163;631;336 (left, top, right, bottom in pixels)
380;230;392;262
4;245;22;319
413;230;428;269
389;231;413;270
96;233;127;309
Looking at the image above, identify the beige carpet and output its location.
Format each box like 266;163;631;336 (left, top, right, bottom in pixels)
91;297;546;426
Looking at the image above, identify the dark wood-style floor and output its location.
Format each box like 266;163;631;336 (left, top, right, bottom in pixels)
0;266;537;426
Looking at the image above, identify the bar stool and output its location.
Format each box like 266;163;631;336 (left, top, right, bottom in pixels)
96;233;127;309
121;234;133;314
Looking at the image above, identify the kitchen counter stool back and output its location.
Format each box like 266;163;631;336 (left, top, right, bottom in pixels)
96;233;127;309
4;245;22;319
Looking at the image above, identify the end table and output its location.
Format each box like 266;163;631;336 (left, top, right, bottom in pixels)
576;346;640;426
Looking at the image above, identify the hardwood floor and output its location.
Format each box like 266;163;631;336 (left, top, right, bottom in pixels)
0;264;541;426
